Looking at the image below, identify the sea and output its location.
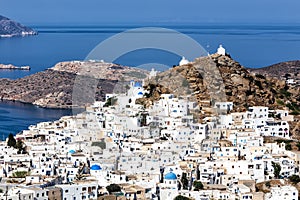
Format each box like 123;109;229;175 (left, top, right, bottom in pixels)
0;23;300;139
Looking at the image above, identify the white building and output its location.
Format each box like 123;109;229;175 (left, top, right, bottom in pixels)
160;171;178;200
179;57;189;66
265;185;298;200
217;45;226;55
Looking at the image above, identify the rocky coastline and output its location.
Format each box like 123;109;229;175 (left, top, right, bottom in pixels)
0;61;148;109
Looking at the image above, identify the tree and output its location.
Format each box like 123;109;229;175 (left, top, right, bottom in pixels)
272;162;281;179
106;184;121;194
193;180;204;191
196;164;200;180
289;175;300;184
104;97;117;107
285;143;292;150
174;195;191;200
296;142;300;151
181;173;189;190
16;140;25;154
7;133;16;148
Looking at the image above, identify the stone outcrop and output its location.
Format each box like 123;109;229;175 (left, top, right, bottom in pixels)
51;61;148;81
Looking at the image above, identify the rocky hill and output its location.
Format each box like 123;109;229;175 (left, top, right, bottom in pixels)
0;15;37;37
0;61;148;108
248;60;300;79
0;70;116;108
137;54;300;136
142;54;299;112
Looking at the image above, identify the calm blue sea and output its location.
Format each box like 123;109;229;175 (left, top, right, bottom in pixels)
0;23;300;138
0;24;300;79
0;101;72;140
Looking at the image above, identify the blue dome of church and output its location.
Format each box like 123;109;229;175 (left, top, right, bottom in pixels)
164;172;177;180
138;92;143;95
134;82;142;87
69;150;76;154
90;164;102;170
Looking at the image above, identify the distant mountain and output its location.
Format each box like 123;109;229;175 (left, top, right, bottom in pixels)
249;60;300;79
0;15;37;37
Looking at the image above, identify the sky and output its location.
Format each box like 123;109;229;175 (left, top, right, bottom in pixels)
0;0;300;25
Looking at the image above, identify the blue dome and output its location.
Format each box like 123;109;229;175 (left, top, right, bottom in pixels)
138;92;143;95
164;172;177;180
134;82;142;88
90;164;102;170
69;150;76;154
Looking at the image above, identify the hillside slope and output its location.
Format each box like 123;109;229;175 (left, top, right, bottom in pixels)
138;54;300;136
144;54;299;112
249;60;300;79
0;61;148;108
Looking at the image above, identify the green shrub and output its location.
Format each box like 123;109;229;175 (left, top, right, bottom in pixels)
276;99;284;105
289;175;300;184
255;74;265;79
106;184;121;194
193;181;204;191
254;80;263;89
12;171;28;178
104;97;117;107
174;195;191;200
285;143;292;150
91;140;106;149
279;89;291;98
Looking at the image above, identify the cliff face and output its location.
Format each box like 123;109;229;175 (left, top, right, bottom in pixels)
0;15;37;37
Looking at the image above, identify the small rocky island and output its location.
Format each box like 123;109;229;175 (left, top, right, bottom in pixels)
0;15;37;37
0;64;30;70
